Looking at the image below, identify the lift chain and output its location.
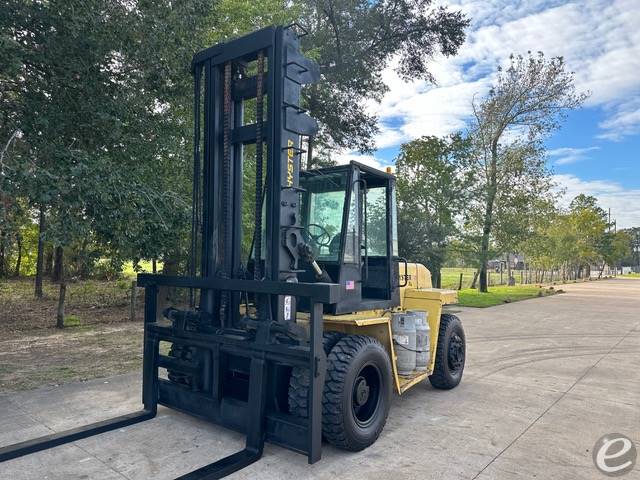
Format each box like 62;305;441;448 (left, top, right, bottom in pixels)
220;62;232;322
254;51;265;281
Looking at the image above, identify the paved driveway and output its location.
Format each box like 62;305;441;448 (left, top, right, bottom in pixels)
1;279;639;479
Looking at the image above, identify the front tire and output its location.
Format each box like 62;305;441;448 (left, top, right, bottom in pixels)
428;314;466;390
288;331;345;418
322;335;393;451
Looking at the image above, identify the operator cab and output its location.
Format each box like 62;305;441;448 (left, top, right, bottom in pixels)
298;161;401;314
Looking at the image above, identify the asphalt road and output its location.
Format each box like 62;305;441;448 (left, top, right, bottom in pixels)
1;278;639;479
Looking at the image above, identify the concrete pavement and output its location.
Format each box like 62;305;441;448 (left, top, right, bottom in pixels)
1;278;639;479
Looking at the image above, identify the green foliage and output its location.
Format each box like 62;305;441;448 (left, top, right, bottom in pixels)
299;0;469;158
599;230;632;270
63;315;82;328
619;227;640;267
468;52;588;291
458;285;557;308
396;134;474;285
1;0;469;282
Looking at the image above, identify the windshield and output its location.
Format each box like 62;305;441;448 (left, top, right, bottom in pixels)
300;171;349;262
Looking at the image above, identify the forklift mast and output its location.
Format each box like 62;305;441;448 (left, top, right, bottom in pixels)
192;25;318;327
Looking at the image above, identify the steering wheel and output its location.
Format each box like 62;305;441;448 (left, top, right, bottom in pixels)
306;223;332;248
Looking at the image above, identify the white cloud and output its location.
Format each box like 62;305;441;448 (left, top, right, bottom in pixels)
370;0;640;148
554;174;640;228
597;96;640;141
548;146;599;165
332;151;390;170
347;0;640;187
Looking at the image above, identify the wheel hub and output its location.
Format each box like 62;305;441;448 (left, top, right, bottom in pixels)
354;377;370;406
351;364;382;428
448;334;464;372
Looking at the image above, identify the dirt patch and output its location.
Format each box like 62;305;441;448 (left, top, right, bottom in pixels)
0;278;145;332
0;322;145;392
0;278;154;392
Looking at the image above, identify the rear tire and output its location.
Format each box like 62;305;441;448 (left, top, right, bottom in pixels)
428;314;465;390
322;335;392;451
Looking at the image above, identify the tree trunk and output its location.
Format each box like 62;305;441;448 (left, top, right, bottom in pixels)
56;281;66;329
44;245;53;276
432;267;441;288
129;280;137;322
478;143;499;293
0;239;6;277
52;246;64;282
77;238;90;278
306;137;314;170
162;254;181;275
152;258;157;274
35;207;45;298
13;234;22;277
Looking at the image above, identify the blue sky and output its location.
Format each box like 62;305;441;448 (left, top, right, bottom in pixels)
336;0;640;228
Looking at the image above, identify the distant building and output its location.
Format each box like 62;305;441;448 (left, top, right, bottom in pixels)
488;253;525;271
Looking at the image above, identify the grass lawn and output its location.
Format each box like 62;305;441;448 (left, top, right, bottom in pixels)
622;273;640;278
440;268;477;289
440;267;537;289
457;285;559;308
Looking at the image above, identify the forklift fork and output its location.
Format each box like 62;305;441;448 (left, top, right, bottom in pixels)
0;410;156;463
176;357;268;480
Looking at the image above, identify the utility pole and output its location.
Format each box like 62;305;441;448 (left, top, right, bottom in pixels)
636;229;640;273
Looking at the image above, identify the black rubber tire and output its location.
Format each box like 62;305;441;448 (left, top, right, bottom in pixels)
288;331;345;418
322;335;392;451
428;313;466;390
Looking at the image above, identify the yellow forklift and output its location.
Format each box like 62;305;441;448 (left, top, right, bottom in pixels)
0;25;465;478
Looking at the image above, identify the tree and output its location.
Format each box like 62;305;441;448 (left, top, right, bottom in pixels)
299;0;469;163
2;0;215;293
567;194;608;277
619;227;640;268
396;134;474;287
1;0;469;294
599;230;631;277
470;52;588;292
507;192;560;280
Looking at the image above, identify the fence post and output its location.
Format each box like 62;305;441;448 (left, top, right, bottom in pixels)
458;272;463;290
130;280;138;321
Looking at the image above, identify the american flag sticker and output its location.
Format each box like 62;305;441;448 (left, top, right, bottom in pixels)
345;280;355;290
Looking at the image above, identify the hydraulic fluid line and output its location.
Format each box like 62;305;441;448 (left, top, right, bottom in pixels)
254;51;265;282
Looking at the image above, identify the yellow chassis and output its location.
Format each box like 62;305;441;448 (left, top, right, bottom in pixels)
299;263;458;394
